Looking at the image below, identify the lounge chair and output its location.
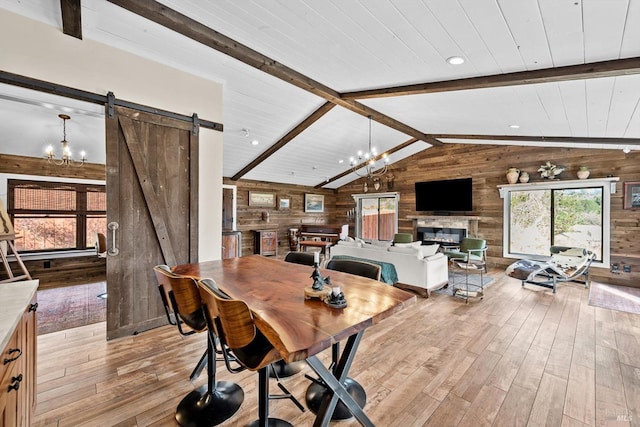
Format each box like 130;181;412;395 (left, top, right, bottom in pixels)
505;246;596;293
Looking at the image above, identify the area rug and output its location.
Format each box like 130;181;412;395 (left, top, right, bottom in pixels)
36;281;107;335
433;271;494;297
588;282;640;315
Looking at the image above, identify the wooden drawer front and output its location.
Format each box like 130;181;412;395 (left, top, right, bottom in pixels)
1;328;21;385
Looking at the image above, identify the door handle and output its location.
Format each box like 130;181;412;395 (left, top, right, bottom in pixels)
107;221;120;256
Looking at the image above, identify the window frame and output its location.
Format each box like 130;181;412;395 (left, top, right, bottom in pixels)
5;176;106;254
498;177;618;269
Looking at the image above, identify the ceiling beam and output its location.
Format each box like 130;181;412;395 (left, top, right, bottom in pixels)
231;102;336;181
431;134;640;145
342;57;640;99
315;137;421;188
105;0;441;146
60;0;82;39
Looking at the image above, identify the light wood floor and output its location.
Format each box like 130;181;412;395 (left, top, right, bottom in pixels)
34;271;640;427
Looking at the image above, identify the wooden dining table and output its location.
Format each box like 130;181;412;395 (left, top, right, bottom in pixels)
173;255;416;427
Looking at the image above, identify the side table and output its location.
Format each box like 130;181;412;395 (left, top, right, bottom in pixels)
449;259;486;303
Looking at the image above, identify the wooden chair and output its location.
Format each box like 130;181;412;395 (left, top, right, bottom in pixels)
152;266;243;426
198;281;305;427
94;232;107;258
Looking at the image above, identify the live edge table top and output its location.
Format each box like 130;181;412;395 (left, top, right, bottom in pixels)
172;255;416;363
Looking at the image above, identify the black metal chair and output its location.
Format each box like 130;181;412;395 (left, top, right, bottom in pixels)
153;266;243;426
325;258;381;281
304;258;381;420
283;251;316;266
198;280;305;427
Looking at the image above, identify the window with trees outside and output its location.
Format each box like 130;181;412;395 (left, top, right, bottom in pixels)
7;179;106;253
352;192;399;241
501;178;615;266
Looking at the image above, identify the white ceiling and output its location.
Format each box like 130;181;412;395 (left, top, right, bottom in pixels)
0;0;639;188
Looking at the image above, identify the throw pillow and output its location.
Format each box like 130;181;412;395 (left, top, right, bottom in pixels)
370;240;392;248
361;243;388;252
394;241;422;248
418;244;440;258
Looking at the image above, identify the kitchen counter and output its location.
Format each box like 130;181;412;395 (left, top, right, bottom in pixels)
0;279;38;351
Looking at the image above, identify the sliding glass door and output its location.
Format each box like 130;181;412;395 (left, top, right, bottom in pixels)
353;192;399;241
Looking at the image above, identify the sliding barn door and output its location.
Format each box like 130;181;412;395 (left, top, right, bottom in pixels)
105;106;198;340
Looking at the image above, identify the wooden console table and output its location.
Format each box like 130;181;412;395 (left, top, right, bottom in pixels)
253;228;278;257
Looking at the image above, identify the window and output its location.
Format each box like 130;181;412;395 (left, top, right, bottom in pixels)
500;178;616;267
7;179;106;252
352;192;399;241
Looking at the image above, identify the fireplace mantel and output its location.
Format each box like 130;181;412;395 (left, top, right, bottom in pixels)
408;215;481;239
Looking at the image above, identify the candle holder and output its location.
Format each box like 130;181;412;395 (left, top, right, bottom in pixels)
325;286;347;308
304;262;332;300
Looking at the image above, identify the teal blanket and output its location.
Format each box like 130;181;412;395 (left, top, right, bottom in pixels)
331;255;398;285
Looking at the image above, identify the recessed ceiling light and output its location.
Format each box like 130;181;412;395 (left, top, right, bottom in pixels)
446;56;465;65
509;124;520;129
338;159;344;164
251;139;259;145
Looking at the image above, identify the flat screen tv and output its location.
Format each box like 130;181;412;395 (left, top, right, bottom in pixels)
415;178;472;213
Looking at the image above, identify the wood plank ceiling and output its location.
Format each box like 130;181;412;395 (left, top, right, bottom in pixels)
0;0;638;188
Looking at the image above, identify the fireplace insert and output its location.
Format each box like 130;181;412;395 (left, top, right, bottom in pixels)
417;227;467;247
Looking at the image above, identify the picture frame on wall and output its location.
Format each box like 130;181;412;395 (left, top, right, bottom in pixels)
623;181;640;210
278;197;290;210
248;191;276;208
304;194;324;213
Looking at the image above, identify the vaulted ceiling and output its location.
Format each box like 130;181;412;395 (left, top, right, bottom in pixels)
1;0;639;189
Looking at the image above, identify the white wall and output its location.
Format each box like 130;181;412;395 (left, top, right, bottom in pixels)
0;10;223;261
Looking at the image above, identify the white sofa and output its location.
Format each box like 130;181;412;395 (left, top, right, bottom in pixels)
329;240;448;297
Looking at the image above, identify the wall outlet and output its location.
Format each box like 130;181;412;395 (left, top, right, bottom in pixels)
623;265;631;273
611;263;619;273
43;260;51;269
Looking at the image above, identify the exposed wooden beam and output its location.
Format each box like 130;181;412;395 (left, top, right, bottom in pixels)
105;0;440;146
230;102;336;181
342;57;640;99
60;0;82;39
315;137;420;188
430;134;640;145
0;153;105;180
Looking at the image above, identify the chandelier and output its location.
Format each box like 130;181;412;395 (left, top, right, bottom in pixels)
45;114;86;166
349;116;389;189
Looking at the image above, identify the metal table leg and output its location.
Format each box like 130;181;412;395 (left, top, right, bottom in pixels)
305;331;374;427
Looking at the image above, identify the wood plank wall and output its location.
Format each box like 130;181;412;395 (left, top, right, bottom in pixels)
335;144;640;288
0;154;107;288
3;150;638;289
223;178;337;256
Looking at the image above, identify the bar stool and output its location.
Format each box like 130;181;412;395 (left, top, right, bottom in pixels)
198;280;304;427
153;266;243;426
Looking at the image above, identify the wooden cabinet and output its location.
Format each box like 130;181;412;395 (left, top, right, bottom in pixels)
0;293;37;427
253;229;278;257
222;231;242;259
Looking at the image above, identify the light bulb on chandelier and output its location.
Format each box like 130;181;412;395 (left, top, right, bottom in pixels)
349;115;389;180
45;114;86;167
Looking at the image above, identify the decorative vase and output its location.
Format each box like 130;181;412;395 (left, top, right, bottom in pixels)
519;171;529;183
506;167;520;184
577;167;590;180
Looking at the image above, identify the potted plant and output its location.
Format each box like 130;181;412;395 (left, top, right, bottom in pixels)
538;162;564;179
